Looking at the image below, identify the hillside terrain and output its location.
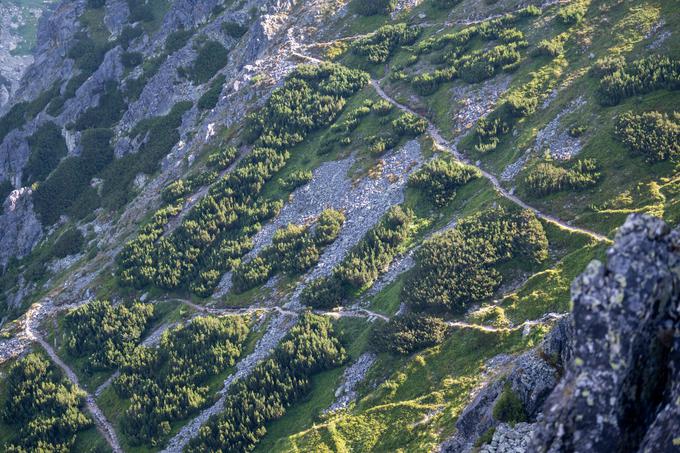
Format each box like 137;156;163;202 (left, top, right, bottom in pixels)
0;0;677;451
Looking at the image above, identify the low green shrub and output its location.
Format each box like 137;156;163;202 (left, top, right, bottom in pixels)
222;21;248;38
207;146;238;170
392;112;427;137
493;383;527;424
404;208;548;314
51;228;85;259
165;29;193;53
372;313;449;355
23;122;67;185
198;75;226;110
597;55;680;106
279;169;313;191
352;24;421;64
190;40;229;84
408;157;480;206
614;111;679;162
121;51;143;68
352;0;396;16
525;159;601;196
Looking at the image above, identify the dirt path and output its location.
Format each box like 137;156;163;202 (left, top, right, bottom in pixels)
368;80;611;244
447;312;566;332
26;322;123;453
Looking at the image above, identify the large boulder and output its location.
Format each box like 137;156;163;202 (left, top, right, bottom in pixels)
530;214;680;453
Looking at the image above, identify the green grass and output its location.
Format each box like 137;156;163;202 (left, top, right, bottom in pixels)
254;317;373;453
501;240;607;323
273;324;545;452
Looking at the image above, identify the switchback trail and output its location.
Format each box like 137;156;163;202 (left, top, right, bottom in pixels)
369;80;611;244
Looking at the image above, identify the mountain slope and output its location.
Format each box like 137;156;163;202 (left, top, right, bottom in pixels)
0;0;677;451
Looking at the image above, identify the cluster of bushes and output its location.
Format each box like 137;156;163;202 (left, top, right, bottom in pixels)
233;210;344;292
433;0;462;9
161;171;218;204
352;24;421;64
392;112;428;137
301;205;413;308
1;354;92;452
207;145;238;170
121;51;143;69
63;300;155;372
0;103;30;143
534;33;568;57
474;59;561;152
73;81;127;130
556;0;587;25
118;25;144;50
197;75;226;110
457;43;523;83
409;156;480;206
187;313;346;452
596;55;680;106
118;64;368;297
403;208;548;314
22;122;67;186
321;99;395;155
222;21;248;38
126;0;155;23
165;29;193;53
0;81;64;142
524;158;601;196
493;383;527;424
47;73;90;116
367;133;398;155
372;313;449;355
33;128;114;224
279;169;313;191
188;40;230;84
67;32;111;73
114;316;250;446
614;111;679;162
0;180;12;201
415;10;536;55
412;23;526;95
352;0;396;16
51;227;85;259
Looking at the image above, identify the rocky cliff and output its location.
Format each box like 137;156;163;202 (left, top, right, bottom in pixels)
457;214;680;452
531;214;680;453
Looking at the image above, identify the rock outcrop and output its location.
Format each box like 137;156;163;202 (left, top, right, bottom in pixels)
530;214;680;453
0;188;42;270
447;214;680;453
442;317;572;453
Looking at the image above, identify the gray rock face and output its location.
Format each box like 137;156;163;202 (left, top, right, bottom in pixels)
530;214;680;453
104;0;129;37
0;188;42;269
14;0;85;105
443;318;571;453
481;422;535;453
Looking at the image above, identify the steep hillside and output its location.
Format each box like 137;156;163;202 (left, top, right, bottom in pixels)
0;0;677;451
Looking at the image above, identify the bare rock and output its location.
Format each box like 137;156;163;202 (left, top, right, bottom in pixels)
0;188;42;269
530;214;680;453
